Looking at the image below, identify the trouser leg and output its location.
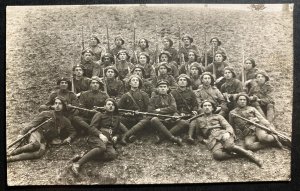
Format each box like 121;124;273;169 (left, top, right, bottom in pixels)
227;144;262;167
9;141;40;156
169;120;189;135
121;119;149;144
266;103;275;123
244;135;266;151
7;144;46;162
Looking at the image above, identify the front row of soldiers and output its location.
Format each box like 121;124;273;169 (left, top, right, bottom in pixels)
7;69;290;175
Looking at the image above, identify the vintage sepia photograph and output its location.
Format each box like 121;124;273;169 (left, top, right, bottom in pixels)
6;4;293;185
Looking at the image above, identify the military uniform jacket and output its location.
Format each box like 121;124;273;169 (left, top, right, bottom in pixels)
88;45;106;61
151;75;178;90
163;47;179;63
73;76;91;94
109;46;124;57
21;110;76;142
171;88;198;114
193;85;226;107
220;78;243;96
229;106;271;136
238;67;258;82
248;81;275;105
89;112;122;137
118;89;149;112
195;114;234;150
205;62;229;79
79;90;109;118
190;75;202;90
105;78;124;99
115;61;134;81
81;60;101;78
148;93;177;115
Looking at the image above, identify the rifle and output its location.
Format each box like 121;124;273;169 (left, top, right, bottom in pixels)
178;24;182;65
231;113;291;148
241;47;245;84
67;105;98;113
204;29;208;67
81;26;85;51
133;21;138;64
212;45;216;77
155;24;159;64
7;118;53;149
106;24;110;52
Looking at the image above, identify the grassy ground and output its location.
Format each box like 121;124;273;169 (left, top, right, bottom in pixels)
6;5;293;185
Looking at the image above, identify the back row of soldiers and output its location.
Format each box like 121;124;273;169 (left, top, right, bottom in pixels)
7;34;289;176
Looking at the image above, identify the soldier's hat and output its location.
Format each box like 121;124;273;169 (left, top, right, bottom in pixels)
214;50;227;61
105;98;119;114
210;37;222;46
190;62;204;74
201;100;217;112
90;76;105;91
155;62;172;75
81;48;94;56
72;64;84;71
163;37;173;47
244;58;256;67
57;77;72;90
255;70;269;82
177;74;192;87
104;66;119;78
181;34;194;43
235;93;250;105
200;72;215;86
115;36;125;45
128;74;143;89
224;66;236;78
156;80;169;87
101;53;114;63
54;96;67;111
131;64;146;77
117;49;130;61
138;52;150;63
159;50;172;61
138;38;149;48
187;49;199;61
91;34;100;44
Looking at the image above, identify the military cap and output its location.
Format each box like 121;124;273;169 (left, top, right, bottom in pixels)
131;64;146;77
115;36;125;45
138;52;150;63
159;50;172;61
101;53;114;63
181;34;193;43
72;64;84;71
128;74;143;89
138;38;149;48
57;77;72;90
157;80;169;87
235;93;250;105
224;66;236;78
255;70;269;82
177;74;192;87
201;100;217;112
54;96;67;111
104;66;119;78
214;50;227;61
105;98;119;114
210;37;222;46
91;34;100;44
90;76;104;85
117;49;130;60
163;37;173;47
190;62;204;74
200;72;215;86
155;62;172;75
244;58;256;67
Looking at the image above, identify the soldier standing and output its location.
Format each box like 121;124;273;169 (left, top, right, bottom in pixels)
103;66;124;102
178;34;199;64
188;100;262;167
87;35;106;61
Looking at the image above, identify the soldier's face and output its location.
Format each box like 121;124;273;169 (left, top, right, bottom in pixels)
133;68;143;77
54;99;64;112
188;52;196;61
224;70;233;79
211;39;218;47
105;100;115;112
59;81;69;90
139;55;147;64
256;74;266;84
106;69;115;78
139;39;147;49
163;39;171;48
90;80;100;90
237;96;247;107
244;60;253;70
190;67;199;76
160;54;169;62
83;53;93;61
103;57;111;63
178;77;188;87
158;66;168;75
202;75;212;86
119;52;127;61
115;38;123;46
89;37;98;46
74;67;83;77
183;37;191;45
215;54;223;62
130;77;140;88
203;102;213;114
158;84;168;94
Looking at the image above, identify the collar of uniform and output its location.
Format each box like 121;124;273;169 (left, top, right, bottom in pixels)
202;85;211;90
225;78;234;86
177;87;188;93
130;88;140;93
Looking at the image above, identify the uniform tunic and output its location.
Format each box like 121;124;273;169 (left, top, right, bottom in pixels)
190;75;202;90
118;89;149;112
148;93;177;115
46;89;78;107
171;88;198;114
220;78;244;101
237;68;258;82
88;45;106;61
115;61;134;81
72;76;91;94
81;60;101;78
248;81;275;105
105;78;124;101
193;85;226;109
163;47;179;63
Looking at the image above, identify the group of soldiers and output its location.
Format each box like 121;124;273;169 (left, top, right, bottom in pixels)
7;33;291;176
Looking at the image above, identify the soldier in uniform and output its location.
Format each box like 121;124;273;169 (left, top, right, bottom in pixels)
118;74;151;145
81;49;101;78
72;76;109;134
157;51;179;78
103;66;124;102
178;34;199;64
220;67;243;111
109;36;126;57
131;38;154;65
201;37;227;66
115;49;134;81
162;37;178;63
87;35;106;61
149;80;188;146
7;97;77;162
136;52;155;79
178;49;201;76
129;64;154;97
238;58;259;93
71;98;128;175
189;62;204;90
98;53;115;77
248;70;275;122
188;100;262;167
193;72;228;117
151;62;178;92
229;93;283;151
71;64;91;97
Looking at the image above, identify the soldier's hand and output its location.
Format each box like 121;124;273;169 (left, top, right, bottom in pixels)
191;111;198;115
155;108;161;112
215;77;222;83
63;137;72;144
112;136;118;144
76;93;81;97
180;113;185;116
99;133;108;143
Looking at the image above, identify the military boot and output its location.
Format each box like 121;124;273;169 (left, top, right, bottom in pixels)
169;120;188;135
120;120;147;145
230;145;262;167
152;119;182;146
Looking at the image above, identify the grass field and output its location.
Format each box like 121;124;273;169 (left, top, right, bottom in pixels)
6;5;293;185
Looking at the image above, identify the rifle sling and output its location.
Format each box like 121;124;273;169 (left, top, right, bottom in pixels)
126;92;141;111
